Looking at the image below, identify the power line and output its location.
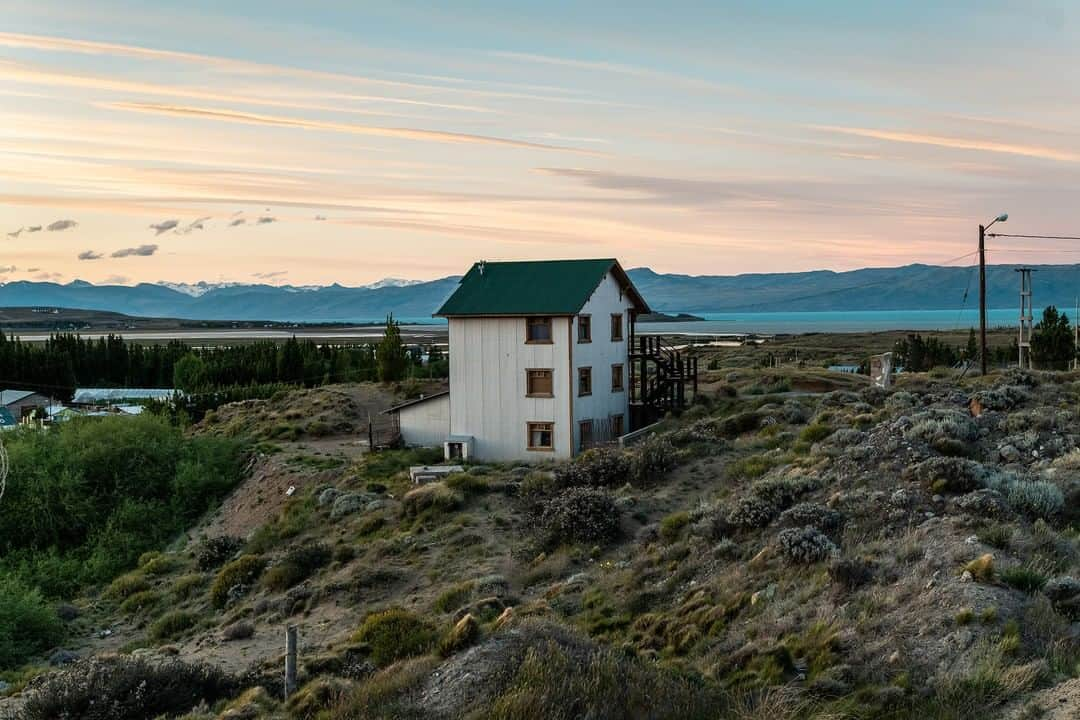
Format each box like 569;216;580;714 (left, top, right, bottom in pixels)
987;233;1080;241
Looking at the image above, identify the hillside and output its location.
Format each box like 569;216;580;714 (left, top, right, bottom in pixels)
2;366;1079;719
4;263;1080;321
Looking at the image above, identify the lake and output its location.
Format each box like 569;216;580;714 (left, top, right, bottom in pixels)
635;308;1031;335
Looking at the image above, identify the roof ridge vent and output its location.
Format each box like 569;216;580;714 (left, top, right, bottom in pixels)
478;260;486;276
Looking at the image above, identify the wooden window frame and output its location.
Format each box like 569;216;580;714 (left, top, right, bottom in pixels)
611;414;624;438
526;421;555;451
577;314;592;343
525;317;553;344
579;419;594;449
611;363;624;392
610;313;624;341
578;366;592;397
525;368;554;398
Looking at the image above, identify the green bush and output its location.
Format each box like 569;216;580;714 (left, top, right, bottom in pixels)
210;555;266;608
196;536;244;570
0;575;63;670
118;589;162;615
262;542;332;591
659;512;691;542
149;610;198;641
433;582;475;614
353;608;436;666
799;423;834;444
401;482;461;519
105;572;150;600
1000;566;1047;594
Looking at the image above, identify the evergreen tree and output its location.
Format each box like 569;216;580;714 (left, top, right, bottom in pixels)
1031;306;1075;369
964;328;978;361
377;314;409;382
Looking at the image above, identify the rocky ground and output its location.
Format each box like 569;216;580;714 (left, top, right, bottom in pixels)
2;366;1079;719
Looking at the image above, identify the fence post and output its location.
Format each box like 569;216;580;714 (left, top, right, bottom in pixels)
285;625;298;697
368;413;374;450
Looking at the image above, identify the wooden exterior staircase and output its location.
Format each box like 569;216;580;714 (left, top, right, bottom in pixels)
629;334;698;429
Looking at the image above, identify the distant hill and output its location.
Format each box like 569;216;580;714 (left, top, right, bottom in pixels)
0;263;1076;321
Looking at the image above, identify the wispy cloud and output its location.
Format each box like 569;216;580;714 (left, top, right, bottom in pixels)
814;126;1080;163
102;102;597;154
25;226;41;233
149;219;180;235
253;270;287;279
104;274;129;284
34;272;63;281
6;227;23;238
46;219;78;231
77;250;103;260
229;217;246;227
112;244;158;258
0;265;17;273
256;216;276;225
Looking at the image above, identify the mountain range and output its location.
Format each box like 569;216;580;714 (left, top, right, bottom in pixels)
1;264;1077;322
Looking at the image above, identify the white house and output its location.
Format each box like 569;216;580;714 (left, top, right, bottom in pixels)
386;258;655;463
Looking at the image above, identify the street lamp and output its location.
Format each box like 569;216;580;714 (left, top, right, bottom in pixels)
979;213;1008;375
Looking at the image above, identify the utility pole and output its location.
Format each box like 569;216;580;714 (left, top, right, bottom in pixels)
979;224;987;375
978;213;1008;375
1016;268;1033;370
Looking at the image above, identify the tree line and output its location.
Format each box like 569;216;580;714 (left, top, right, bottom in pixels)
0;316;447;402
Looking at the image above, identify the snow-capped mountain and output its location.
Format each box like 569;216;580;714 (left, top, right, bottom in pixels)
359;278;424;290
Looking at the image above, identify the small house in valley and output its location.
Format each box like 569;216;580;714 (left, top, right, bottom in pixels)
0;389;50;420
385;258;697;463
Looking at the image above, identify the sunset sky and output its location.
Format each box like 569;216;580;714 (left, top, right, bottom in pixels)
2;1;1080;286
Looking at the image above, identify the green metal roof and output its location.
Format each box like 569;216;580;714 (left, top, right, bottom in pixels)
435;259;649;317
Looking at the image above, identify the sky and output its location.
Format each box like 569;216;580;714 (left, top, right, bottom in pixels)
2;0;1080;287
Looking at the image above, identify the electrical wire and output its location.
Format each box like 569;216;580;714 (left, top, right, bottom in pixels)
987;233;1080;241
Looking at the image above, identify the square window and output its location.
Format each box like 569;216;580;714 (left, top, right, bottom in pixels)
578;366;592;396
526;317;552;343
526;369;553;397
577;314;591;343
527;422;554;450
611;363;624;392
610;313;624;341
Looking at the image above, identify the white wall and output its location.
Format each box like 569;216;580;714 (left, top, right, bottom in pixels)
448;316;573;461
571;272;634;451
397;394;450;448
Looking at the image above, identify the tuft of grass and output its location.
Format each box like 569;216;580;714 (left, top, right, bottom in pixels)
659;512;691;543
209;555;266;608
149;610;197;642
433;582;475;614
955;608;974;626
118;589;162;615
799;423;834;444
1000;566;1047;594
977;524;1013;551
964;554;995;583
352;608;436;667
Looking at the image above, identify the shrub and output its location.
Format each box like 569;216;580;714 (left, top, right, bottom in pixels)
196;536;244;571
1006;480;1064;519
964;554;995;582
149;610;197;641
828;557;875;590
977;523;1013;550
433;582;475;614
0;575;63;670
104;572;150;601
750;474;813;508
445;473;490;496
439;614;480;656
726;496;778;529
353;608;436;667
172;573;206;600
118;590;161;615
222;621;255;641
536;487;620;545
799;423;833;444
16;655;235;720
401;482;461;519
904;409;978;444
210;555;266;608
1042;577;1080;618
631;435;677;485
1000;566;1047;594
555;447;632;488
262;542;332;591
903;457;987;494
659;512;691;542
778;503;843;532
725;454;778;481
138;553;180;576
777;526;838;564
718;411;761;438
